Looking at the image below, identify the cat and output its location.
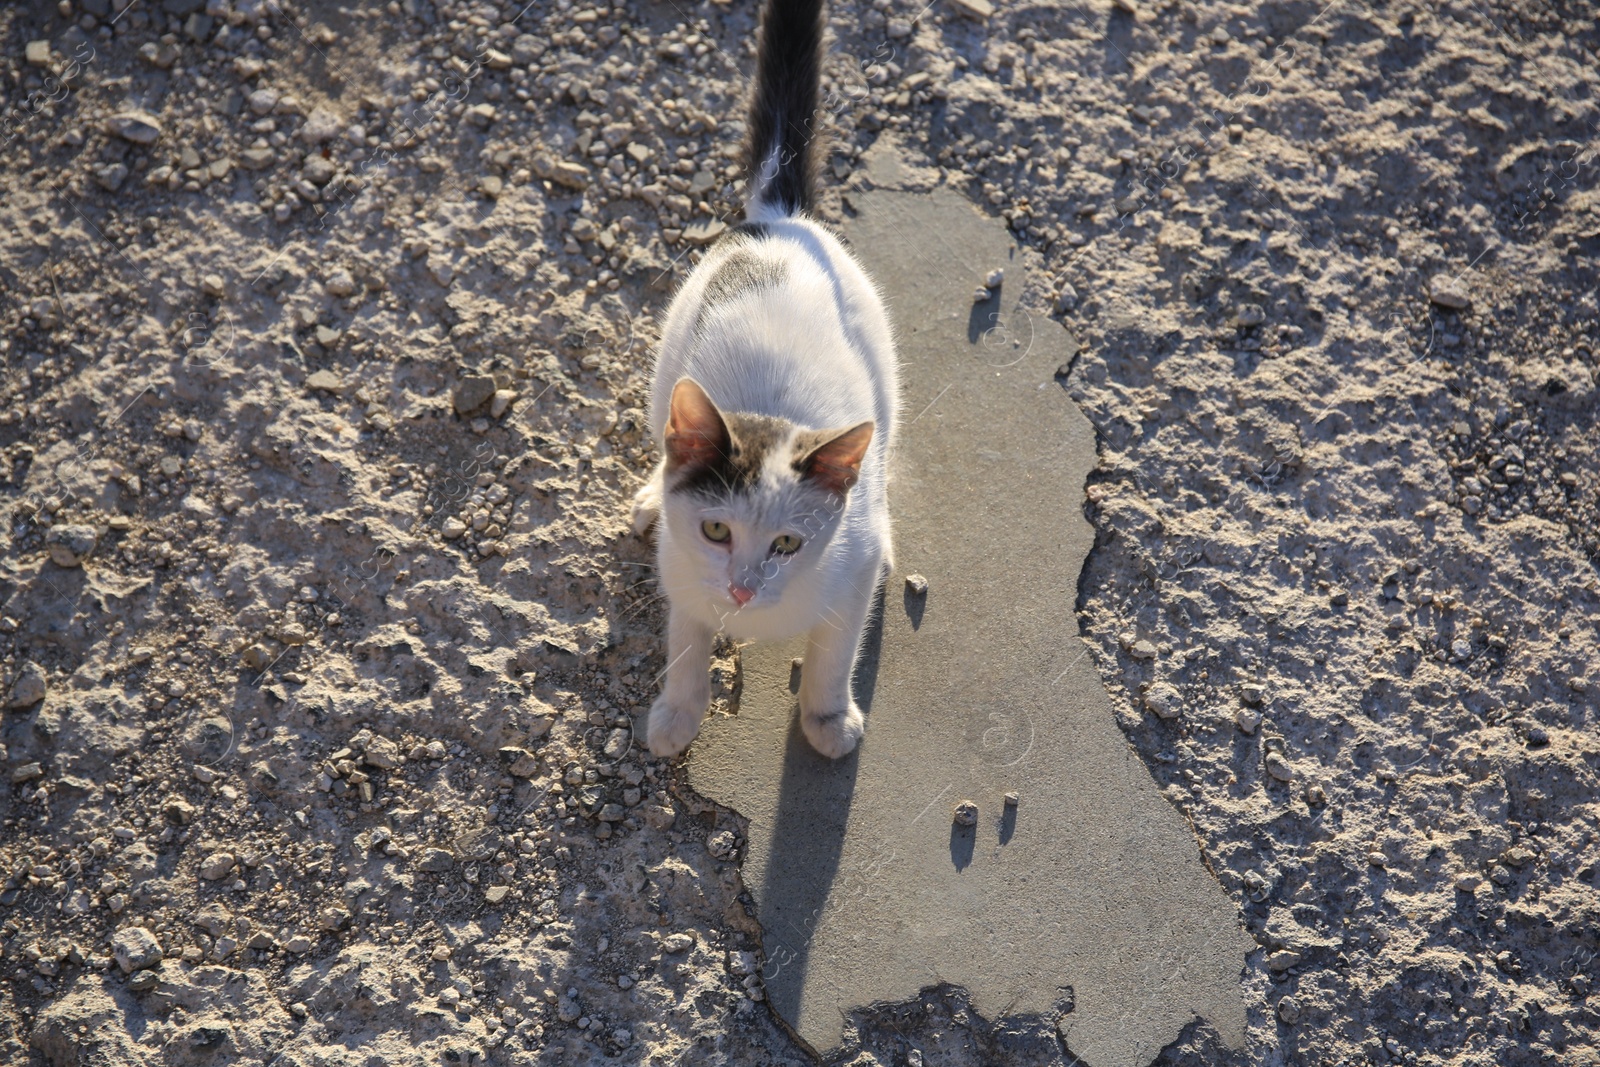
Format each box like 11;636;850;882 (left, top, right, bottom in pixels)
631;0;899;760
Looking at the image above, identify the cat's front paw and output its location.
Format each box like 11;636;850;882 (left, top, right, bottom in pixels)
630;479;662;535
646;694;707;758
800;702;865;759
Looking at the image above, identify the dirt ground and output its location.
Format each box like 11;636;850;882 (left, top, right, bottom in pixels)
1;0;1597;1065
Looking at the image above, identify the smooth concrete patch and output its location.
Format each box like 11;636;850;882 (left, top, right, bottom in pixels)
686;188;1251;1066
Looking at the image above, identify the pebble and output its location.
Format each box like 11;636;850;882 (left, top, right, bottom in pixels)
284;935;314;954
603;728;631;760
1454;871;1482;892
301;106;342;144
1367;851;1387;867
972;285;993;304
661;933;694;954
7;662;47;708
441;517;468;540
953;800;978;827
247;88;280;115
1235;708;1260;734
490;389;518;419
1264;752;1294;782
12;762;44;783
486;885;510;903
439;988;462;1009
904;573;928;595
45;524;98;567
1266;949;1302;972
683;219;728;246
1238;683;1265;706
1128;638;1157;660
532;154;590;190
948;0;994;19
1003;792;1019;807
25;40;51;67
1233;303;1266;327
454;375;497;415
201;274;227;298
1055;284;1079;313
112;927;163;973
1276;995;1300;1025
1428;274;1472;310
1143;682;1182;720
199;853;237;880
985;268;1004;288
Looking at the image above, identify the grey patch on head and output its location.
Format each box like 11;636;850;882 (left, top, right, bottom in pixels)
670;412;795;500
697;249;787;331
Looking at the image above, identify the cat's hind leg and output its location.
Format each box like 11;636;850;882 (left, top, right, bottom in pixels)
631;459;665;535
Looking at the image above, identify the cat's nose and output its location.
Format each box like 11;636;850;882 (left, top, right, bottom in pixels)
729;584;755;606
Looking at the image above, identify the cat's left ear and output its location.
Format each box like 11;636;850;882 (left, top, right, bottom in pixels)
796;422;874;496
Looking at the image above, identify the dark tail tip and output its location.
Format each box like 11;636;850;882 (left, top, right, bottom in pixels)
743;0;826;218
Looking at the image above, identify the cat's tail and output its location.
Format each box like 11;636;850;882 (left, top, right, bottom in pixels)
742;0;825;222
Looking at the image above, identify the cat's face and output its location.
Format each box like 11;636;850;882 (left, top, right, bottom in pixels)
659;378;871;616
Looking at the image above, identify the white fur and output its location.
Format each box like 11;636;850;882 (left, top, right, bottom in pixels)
635;217;899;759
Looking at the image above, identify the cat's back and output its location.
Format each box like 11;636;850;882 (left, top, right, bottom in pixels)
651;220;898;442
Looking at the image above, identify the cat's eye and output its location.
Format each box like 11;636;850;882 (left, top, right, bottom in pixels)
701;520;732;544
770;534;803;556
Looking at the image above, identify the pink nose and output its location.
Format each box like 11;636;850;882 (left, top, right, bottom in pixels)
729;584;755;606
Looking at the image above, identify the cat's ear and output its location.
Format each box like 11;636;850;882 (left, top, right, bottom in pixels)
665;378;731;472
796;422;874;495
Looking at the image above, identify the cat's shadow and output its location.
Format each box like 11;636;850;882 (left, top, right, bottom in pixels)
761;582;887;1022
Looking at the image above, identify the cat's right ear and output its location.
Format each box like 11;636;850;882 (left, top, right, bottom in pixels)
665;378;730;472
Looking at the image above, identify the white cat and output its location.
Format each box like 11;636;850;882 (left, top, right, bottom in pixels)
631;0;899;760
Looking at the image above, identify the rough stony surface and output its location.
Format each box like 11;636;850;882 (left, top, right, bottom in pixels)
0;1;1595;1066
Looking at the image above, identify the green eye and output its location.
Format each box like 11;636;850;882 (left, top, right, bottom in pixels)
771;534;803;556
701;520;731;543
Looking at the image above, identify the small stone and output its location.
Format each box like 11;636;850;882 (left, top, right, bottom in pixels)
201;274;227;298
441;517;468;540
465;103;498;127
904;573;928;595
318;906;352;931
556;996;582;1022
1003;792;1019;807
284;935;314;954
682;219;728;246
1264;752;1294;782
886;16;912;37
953;800;978;827
948;0;994;19
8;662;47;708
1144;683;1182;720
485;885;510;904
431;945;451;961
418;848;454;873
108;110;164;146
454;375;497;415
1428;274;1471;310
532;154;590;190
985;268;1004;288
707;830;738;859
598;804;625;822
199;852;236;880
603;728;631;760
439;987;462;1009
1503;846;1535;868
306;369;344;393
484;48;513;70
1055;284;1079;313
1128;639;1158;660
1266;949;1302;972
661;933;694;954
25;40;51;67
45;524;98;567
300;106;343;144
112;927;163;973
247;88;280;115
1232;303;1266;327
1276;995;1300;1025
1239;683;1265;706
239;148;276;171
1367;851;1387;867
1454;872;1483;892
1235;708;1260;734
314;325;341;348
128;970;160;992
972;285;992;304
490;389;517;419
323;269;356;298
11;762;44;784
480;174;504;199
